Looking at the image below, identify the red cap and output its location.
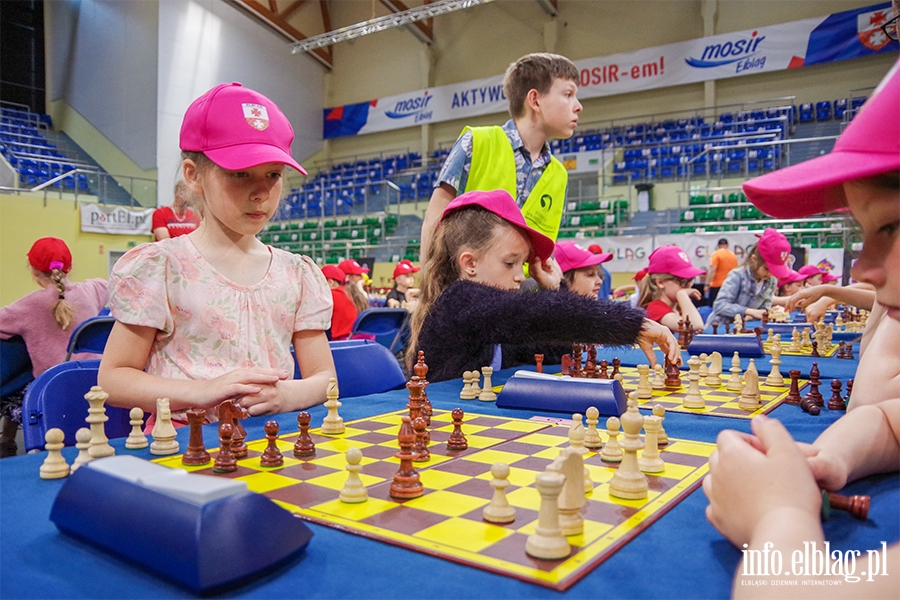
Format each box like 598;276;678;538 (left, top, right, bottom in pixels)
634;245;705;281
27;237;72;273
744;60;900;217
392;259;420;279
756;228;792;280
338;259;369;275
180;82;307;175
440;190;555;262
321;264;346;283
555;242;612;273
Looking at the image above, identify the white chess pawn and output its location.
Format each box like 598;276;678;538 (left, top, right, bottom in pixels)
339;447;368;503
70;428;93;473
125;407;149;449
725;352;743;392
583;406;603;450
636;364;653;399
482;462;516;524
600;416;623;463
460;372;476;400
651;364;666;389
40;428;69;480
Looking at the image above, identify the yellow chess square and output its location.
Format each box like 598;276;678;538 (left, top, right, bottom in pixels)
304;469;384;491
586;463;616;483
316;438;374;455
403;490;488;517
651;462;696;480
590;485;661;508
310;497;398;521
507;486;541;510
420;469;471;490
246;438;296;453
308;451;375;470
415;517;515;553
566;519;614;546
236;471;303;494
516;432;568;448
665;440;716;457
460;448;532;466
493;420;550;433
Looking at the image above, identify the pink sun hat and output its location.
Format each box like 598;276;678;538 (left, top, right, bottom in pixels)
821;271;841;283
743;60;900;218
555;242;613;273
777;269;806;287
634;245;705;281
798;264;824;279
180;82;307;175
441;190;555;262
755;228;792;280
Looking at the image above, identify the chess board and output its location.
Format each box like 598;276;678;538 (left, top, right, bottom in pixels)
153;409;714;590
762;341;840;358
605;366;809;418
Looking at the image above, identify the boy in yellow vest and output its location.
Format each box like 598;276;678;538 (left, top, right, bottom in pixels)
420;53;582;262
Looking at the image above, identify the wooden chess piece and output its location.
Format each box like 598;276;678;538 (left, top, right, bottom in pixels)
846;379;854;406
534;353;544;373
293;411;316;457
638;412;665;473
738;359;761;411
598;359;609;379
414;352;433;425
85;386;114;458
823;491;869;521
725;352;743;392
447;407;468;451
608;400;649;500
125;407;149;450
712;323;719;335
150;397;179;456
653;404;668;446
260;420;284;468
390;416;424;499
70;428;93;473
321;377;345;434
406;375;426;422
810;339;820;357
765;341;784;387
482;462;516;524
677;319;686;349
652;363;666;389
600;416;623;463
611;357;621;380
460;371;477;400
663;357;681;388
40;428;69;479
478;367;497;401
182;408;210;466
827;380;846;411
806;362;824;407
785;370;802;404
560;354;573;377
698;353;709;381
339;447;368;503
587;345;599;378
800;395;821;415
636;364;653;399
546;447;585;535
584;406;603;450
214;422;238;473
705;351;723;387
567;413;592;494
843;343;854;360
572;343;584;378
412;416;430;462
683;355;705;409
525;471;570;560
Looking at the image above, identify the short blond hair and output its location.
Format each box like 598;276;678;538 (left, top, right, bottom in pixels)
503;53;579;118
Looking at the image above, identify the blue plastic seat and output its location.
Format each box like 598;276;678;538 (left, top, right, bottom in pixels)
349;308;410;353
65;316;115;360
292;340;406;398
22;360;135;452
1;336;34;398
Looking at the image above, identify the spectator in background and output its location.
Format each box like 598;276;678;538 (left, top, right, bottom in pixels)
588;244;613;299
152;181;201;241
321;265;358;340
704;237;738;304
386;260;420;309
338;259;371;314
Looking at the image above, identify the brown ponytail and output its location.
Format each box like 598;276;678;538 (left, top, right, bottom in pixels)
49;268;74;330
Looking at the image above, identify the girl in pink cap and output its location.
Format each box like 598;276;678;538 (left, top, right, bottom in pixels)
0;237;108;457
771;269;807;308
408;189;679;382
555;241;612;299
99;83;335;426
704;59;900;595
634;245;706;334
708;228;793;328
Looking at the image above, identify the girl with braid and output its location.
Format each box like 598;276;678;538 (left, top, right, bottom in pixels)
0;237;108;456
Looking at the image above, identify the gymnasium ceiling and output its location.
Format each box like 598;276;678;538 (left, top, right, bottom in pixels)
227;0;559;69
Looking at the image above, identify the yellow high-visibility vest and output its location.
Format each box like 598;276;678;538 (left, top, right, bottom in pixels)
462;125;567;242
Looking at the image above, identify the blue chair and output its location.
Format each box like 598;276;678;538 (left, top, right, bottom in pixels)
64;316;115;360
349;308;410;353
22;360;135;452
1;336;34;398
292;340;406;398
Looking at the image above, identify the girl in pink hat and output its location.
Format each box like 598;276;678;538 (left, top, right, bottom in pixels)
0;237;108;457
99;83;335;427
555;241;613;299
771;269;807;308
797;264;825;287
634;245;706;334
408;189;679;382
708;228;793;327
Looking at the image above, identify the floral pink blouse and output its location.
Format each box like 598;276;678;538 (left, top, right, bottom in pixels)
108;237;332;403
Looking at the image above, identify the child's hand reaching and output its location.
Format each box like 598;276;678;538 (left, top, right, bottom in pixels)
530;255;562;291
637;319;681;366
703;415;822;548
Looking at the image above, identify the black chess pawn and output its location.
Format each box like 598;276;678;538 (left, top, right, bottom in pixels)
447;407;468;451
810;340;820;358
827;380;846;411
214;422;238;473
801;395;820;415
598;360;609;379
611;357;621;380
712;324;719;335
260;420;284;467
805;362;824;407
785;369;802;405
293;411;316;457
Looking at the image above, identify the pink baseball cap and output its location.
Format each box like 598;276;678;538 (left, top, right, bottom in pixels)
440;190;555;262
777;269;805;287
822;272;840;283
797;264;824;279
743;60;900;218
321;264;346;283
755;228;792;280
338;259;369;275
180;82;307;175
555;241;612;273
393;259;420;279
634;245;705;281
